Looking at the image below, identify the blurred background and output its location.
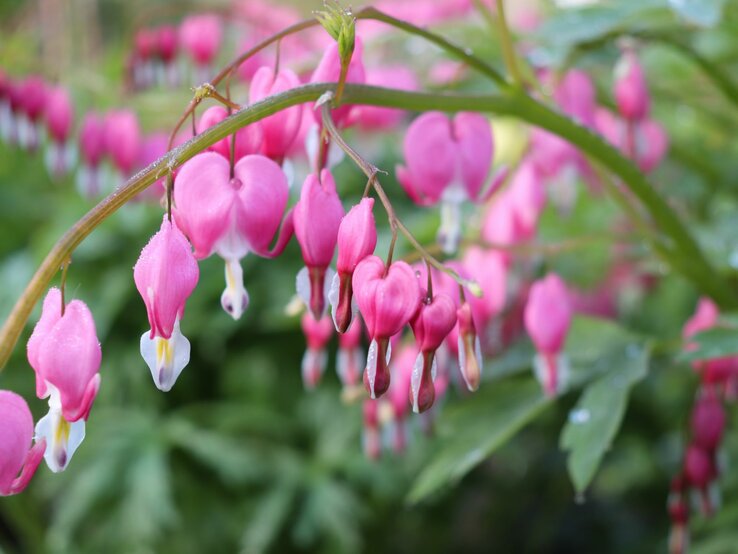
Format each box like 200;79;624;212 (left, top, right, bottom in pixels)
2;1;738;553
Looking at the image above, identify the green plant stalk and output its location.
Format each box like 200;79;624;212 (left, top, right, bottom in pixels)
0;82;733;370
494;0;524;88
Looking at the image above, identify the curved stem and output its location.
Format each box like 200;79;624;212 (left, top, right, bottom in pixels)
1;82;733;369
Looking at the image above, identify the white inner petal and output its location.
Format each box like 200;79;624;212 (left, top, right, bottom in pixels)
220;257;249;320
34;406;86;473
140;319;191;392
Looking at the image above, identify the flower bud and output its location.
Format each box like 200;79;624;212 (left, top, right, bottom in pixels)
301;312;334;389
104;109;141;177
0;390;46;496
691;389;725;451
614;49;650;121
294;170;345;319
457;301;483;391
337;317;364;387
331;198;377;332
179;14;222;67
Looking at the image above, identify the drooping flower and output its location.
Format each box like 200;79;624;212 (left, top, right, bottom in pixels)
174;152;290;319
43;86;75;178
595;108;668;173
27;288;101;472
16;75;46;152
353;256;421;398
456;299;483;392
331;197;377;333
397;111;501;253
77;111;107;197
350;65;418;131
294;169;345;320
310;38;366;127
179;14;222;80
0;390;46;496
197;105;263;162
362;399;381;460
614;48;650;122
248;66;303;163
691;388;725;452
104;109;141;180
300;312;334;389
134;216;200;391
682;297;736;384
524;274;573;397
388;346;415;453
135;132;169;202
409;291;457;413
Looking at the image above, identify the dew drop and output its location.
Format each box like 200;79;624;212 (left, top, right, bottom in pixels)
568;408;591;425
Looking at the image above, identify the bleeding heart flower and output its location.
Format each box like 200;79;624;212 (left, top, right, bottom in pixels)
249;66;303;163
179;13;222;77
174;152;290;319
337;317;364;388
691;388;725;452
614;48;650;122
43;86;75;178
134;216;199;392
409;291;457;413
77;111;106;197
300;312;334;389
310;38;366;127
362;399;381;460
197;105;263;162
397;111;500;253
350;66;418;131
104;109;141;178
27;288;101;472
353;256;421;398
294;169;345;320
331;197;377;333
0;390;46;496
524;274;572;397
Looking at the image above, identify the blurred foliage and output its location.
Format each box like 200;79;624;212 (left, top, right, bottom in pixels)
1;0;738;553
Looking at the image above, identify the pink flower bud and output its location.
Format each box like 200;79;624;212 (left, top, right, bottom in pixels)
197;105;263;162
44;86;73;144
157;25;179;63
353;256;421;398
19;76;46;122
332;198;377;333
409;292;457;413
174;152;289;320
507;161;546;241
553;69;596;127
457;301;483;391
463;247;507;335
294;170;345;319
524;274;572;397
104;109;141;176
79;111;106;167
684;444;715;489
337;318;364;387
27;288;101;472
135;132;169;201
179;14;222;67
249;66;303;162
389;346;415;453
614;49;650;121
310;38;366;126
691;389;725;451
0;390;46;496
301;313;334;389
135;28;157;60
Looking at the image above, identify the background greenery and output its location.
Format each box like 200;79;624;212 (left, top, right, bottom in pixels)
2;1;738;552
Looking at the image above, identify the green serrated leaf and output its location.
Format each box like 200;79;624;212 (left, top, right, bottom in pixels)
560;344;649;494
407;379;551;504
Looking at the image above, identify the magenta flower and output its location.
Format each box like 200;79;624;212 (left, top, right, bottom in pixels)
331;197;377;333
294;170;345;320
595;108;668;173
397;111;498;253
77;111;106;197
134;216;199;391
157;25;179;63
179;14;222;78
524;274;573;397
43;86;75;178
614;48;650;122
456;300;483;392
353;256;421;398
249;66;303;163
388;346;415;453
174;152;289;319
300;313;334;389
409;292;457;413
135;132;169;202
506;161;546;241
350;66;418;131
104;109;141;178
463;247;508;348
27;288;101;472
310;38;366;126
337;317;364;388
691;389;725;452
0;390;46;496
197;106;263;163
362;399;381;460
17;75;46;151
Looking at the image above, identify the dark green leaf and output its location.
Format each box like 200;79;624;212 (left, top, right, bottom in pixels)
679;327;738;362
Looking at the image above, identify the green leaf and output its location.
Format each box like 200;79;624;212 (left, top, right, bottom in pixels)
407;378;550;504
241;483;296;554
560;343;650;494
679;327;738;362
